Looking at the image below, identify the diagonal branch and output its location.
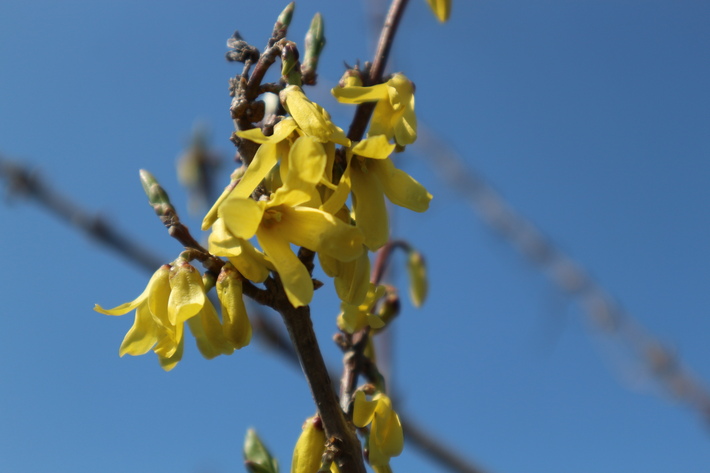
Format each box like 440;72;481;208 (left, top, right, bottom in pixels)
416;126;710;425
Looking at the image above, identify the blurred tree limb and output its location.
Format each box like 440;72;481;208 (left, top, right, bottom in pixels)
0;151;494;473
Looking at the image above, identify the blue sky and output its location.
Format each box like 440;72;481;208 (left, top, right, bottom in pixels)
1;1;709;472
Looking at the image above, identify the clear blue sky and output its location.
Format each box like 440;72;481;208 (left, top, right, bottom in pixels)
1;1;709;472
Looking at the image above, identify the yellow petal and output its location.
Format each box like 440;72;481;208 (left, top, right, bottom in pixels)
331;82;389;104
287;136;327;187
217;268;252;349
232;142;281;199
168;264;205;325
279;206;364;262
371;158;431;212
332;251;370;306
407;250;428;307
157;335;184;371
351;135;396;160
187;300;234;359
352;390;377;428
236;118;298;144
94;265;171;316
202;180;237;231
257;226;313;307
118;303;160;356
220;196;265;240
426;0;451;22
281;85;350;146
291;416;326;473
209;219;271;283
350;161;389;250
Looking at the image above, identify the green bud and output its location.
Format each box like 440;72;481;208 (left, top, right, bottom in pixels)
269;2;295;48
301;13;325;85
244;429;279;473
277;2;295;29
139;169;176;218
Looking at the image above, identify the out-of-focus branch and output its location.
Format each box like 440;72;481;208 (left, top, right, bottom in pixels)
417;126;710;425
0;154;164;272
0;152;495;473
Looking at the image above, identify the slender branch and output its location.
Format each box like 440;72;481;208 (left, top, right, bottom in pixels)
347;0;410;142
255;310;494;473
268;282;366;473
0;155;163;272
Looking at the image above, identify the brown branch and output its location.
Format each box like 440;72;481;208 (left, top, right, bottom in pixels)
267;281;366;473
0;155;163;272
347;0;410;142
254;310;494;473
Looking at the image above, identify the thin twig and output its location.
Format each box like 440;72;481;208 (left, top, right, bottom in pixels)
347;0;410;143
0;155;164;272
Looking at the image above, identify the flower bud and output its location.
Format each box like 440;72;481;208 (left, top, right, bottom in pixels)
291;416;326;473
406;249;427;307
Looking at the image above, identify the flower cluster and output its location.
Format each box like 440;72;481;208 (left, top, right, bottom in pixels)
96;4;444;469
203;77;431;309
94;260;250;371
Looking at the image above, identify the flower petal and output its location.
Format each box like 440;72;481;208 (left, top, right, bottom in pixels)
118;303;160;356
157;335;184;371
257;227;313;307
220;196;265;240
279;206;364;262
217;269;252;349
353;390;377;428
371;158;431;212
168;264;205;325
351;135;396;160
331;83;389;103
287;136;327;188
350;160;389;250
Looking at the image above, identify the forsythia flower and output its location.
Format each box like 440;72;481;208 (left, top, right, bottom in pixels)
331;73;417;146
280;85;351;146
337;283;386;333
94;262;235;371
291;416;325;473
218;183;364;307
216;263;252;349
348;135;432;250
353;391;404;468
426;0;451;22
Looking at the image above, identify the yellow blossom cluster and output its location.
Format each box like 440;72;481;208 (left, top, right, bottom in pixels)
204;74;431;309
94;261;250;371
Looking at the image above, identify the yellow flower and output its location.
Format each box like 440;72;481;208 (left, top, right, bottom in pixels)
216;263;252;349
331;73;417;146
218;184;364;307
348;135;432;250
280;85;351;146
353;391;404;467
337;283;386;333
94;262;234;371
291;416;325;473
426;0;451;22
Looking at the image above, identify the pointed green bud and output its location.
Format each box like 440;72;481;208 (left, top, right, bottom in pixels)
301;13;325;85
277;2;295;29
407;250;428;307
139;169;176;218
244;429;279;473
269;2;295;46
